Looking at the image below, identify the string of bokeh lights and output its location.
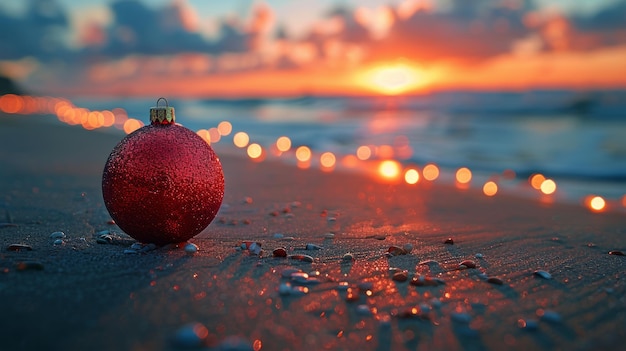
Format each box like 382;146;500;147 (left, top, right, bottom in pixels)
1;93;621;214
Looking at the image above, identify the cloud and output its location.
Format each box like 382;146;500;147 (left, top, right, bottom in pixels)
0;0;70;61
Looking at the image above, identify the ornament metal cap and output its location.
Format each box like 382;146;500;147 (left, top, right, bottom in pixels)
150;97;175;125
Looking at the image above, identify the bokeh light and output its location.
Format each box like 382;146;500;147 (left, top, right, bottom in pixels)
295;146;312;162
247;143;263;159
356;145;372;160
404;168;419;184
378;160;401;180
276;136;291;152
587;196;606;212
196;129;211;144
320;152;336;169
233;132;249;148
483;181;498;196
123;119;143;134
530;173;545;190
422;164;439;181
208;127;221;143
456;167;472;184
217;121;232;136
540;179;557;195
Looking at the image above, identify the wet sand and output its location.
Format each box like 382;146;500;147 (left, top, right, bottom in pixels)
1;112;625;351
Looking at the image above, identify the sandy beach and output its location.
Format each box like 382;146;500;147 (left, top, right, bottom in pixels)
1;112;625;351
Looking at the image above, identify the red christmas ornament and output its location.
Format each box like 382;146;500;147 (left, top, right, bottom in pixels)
102;98;224;245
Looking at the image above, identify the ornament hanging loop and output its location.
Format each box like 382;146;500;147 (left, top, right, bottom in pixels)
150;97;175;125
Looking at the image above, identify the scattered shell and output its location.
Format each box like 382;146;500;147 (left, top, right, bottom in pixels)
172;323;209;348
517;319;539;331
356;304;372;316
444;238;454;245
459;260;477;269
486;277;504;285
130;243;143;250
272;247;287;258
15;261;44;271
288;254;314;263
184;243;199;254
50;231;66;239
533;270;552;279
7;244;32;251
53;239;64;246
392;271;409;282
290;201;302;208
403;243;413;253
475;253;484;259
418;259;440;266
410;275;444;287
280;268;301;278
342;253;355;262
123;249;138;254
140;243;157;252
280;236;296;241
538;310;562;323
241;241;263;256
608;250;625;256
107;219;116;225
451;312;472;324
96;235;112;244
305;243;323;250
323;233;335;239
327;217;337;222
272;233;284;239
387;245;407;256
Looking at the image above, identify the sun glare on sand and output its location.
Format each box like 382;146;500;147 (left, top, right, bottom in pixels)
361;63;428;95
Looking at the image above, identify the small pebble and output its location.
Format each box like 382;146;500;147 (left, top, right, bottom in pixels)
280;268;301;278
273;247;287;258
308;270;321;277
356;304;372;316
538;310;562;323
486;277;504;285
123;249;137;254
96;237;112;244
7;244;32;251
517;319;539;331
533;270;552;279
107;219;116;225
392;271;409;282
50;231;66;239
475;253;484;259
130;243;143;250
444;238;454;245
451;312;472;324
305;243;323;250
327;217;337;222
403;243;413;253
15;261;44;271
342;253;355;262
288;254;314;263
140;243;157;252
184;243;198;254
387;245;407;256
172;323;209;348
608;250;625;256
459;260;477;269
53;239;64;246
323;233;335;239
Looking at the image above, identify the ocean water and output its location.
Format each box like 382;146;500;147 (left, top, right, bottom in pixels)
75;90;626;206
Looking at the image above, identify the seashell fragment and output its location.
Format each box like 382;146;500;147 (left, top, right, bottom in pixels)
184;243;198;254
323;233;335;239
608;250;625;256
517;319;539;330
486;277;504;285
7;244;32;251
533;270;552;279
459;260;477;269
53;239;64;246
342;253;355;262
387;245;407;256
272;247;287;257
444;238;454;245
305;243;323;250
288;254;314;263
392;271;409;282
50;231;66;239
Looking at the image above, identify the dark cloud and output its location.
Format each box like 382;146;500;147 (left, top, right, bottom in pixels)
572;1;626;32
0;0;69;61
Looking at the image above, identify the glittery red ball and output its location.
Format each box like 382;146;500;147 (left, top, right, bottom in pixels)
102;124;224;245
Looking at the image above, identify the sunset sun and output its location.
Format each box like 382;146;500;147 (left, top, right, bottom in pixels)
362;62;428;95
